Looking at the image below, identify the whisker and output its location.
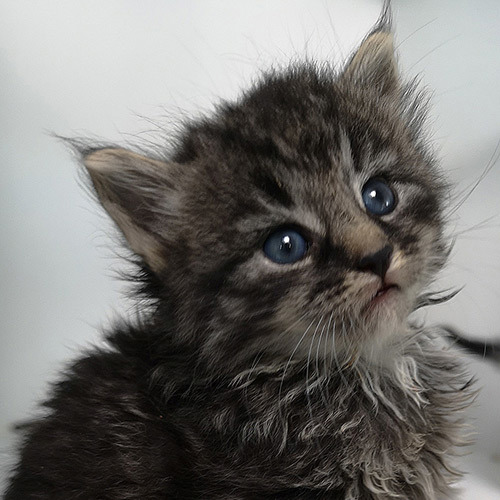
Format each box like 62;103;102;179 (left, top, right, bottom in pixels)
449;214;500;239
446;138;500;218
395;18;437;50
322;315;336;403
415;287;463;310
329;318;337;369
323;311;335;366
315;315;327;375
305;315;325;420
315;315;330;405
275;311;310;342
278;317;317;415
407;35;460;73
332;317;351;391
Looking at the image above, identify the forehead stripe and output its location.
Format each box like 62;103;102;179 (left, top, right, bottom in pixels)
252;171;294;208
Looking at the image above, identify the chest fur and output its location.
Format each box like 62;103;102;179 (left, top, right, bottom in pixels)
179;355;470;499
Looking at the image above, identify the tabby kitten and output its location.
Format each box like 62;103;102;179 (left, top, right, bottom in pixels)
6;14;473;500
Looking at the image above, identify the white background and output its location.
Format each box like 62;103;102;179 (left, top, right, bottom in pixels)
1;1;499;497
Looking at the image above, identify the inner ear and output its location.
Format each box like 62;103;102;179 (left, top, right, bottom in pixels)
83;148;180;272
342;29;399;96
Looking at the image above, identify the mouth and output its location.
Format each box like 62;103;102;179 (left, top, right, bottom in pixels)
374;283;399;298
367;283;400;309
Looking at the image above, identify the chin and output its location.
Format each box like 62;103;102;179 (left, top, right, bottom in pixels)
356;285;417;361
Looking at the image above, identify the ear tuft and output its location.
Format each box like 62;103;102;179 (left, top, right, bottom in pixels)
343;28;399;96
375;0;393;34
83;148;125;174
83;148;169;178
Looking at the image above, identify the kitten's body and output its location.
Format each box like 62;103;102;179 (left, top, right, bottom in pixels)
7;324;470;499
6;15;473;500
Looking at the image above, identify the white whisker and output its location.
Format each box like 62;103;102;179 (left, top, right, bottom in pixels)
278;316;317;415
305;315;325;420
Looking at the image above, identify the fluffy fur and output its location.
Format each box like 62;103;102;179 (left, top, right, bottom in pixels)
5;13;473;500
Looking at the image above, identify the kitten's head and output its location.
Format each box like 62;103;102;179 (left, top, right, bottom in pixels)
82;25;446;372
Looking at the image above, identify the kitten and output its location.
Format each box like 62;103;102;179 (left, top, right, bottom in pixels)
5;11;473;500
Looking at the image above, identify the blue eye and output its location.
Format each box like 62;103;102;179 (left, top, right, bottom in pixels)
263;228;308;264
361;178;396;215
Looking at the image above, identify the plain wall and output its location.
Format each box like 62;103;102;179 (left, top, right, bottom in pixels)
1;1;499;497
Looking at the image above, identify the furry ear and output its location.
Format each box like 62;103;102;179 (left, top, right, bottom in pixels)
342;20;398;96
83;148;179;272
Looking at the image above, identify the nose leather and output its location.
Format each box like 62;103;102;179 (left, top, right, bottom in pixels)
357;245;393;279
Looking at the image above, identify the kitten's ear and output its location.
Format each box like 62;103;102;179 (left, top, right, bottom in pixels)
83;148;179;272
342;5;398;95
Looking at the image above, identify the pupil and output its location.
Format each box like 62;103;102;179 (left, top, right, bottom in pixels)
372;189;384;205
281;235;293;252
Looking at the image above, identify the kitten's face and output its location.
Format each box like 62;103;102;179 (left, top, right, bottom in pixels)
83;31;446;370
